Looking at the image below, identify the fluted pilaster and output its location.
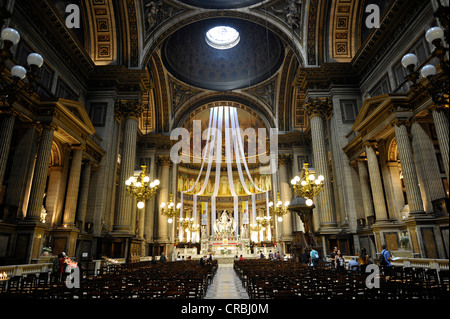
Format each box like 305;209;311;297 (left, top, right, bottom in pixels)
306;98;336;229
393;122;424;214
76;161;92;231
365;143;389;221
431;107;449;180
0;112;16;188
25;125;55;221
357;159;375;220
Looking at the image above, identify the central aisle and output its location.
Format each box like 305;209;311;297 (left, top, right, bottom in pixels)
204;263;249;299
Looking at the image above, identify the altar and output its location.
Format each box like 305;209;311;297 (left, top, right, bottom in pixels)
174;210;256;259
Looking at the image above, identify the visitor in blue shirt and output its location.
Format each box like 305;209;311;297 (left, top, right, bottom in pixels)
310;248;319;266
380;245;391;267
348;257;359;271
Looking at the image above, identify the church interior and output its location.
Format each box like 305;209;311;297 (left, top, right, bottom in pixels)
0;0;449;302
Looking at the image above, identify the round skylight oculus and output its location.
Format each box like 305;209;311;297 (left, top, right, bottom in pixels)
205;26;240;50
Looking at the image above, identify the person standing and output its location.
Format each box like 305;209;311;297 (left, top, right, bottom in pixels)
359;248;370;273
310;247;319;266
336;250;345;272
379;245;391;267
379;245;392;276
302;249;310;265
330;246;338;268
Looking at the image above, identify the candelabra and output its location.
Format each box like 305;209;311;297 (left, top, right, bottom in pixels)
268;192;290;222
401;26;449;106
291;163;324;207
160;194;181;223
1;25;44;105
125;165;159;209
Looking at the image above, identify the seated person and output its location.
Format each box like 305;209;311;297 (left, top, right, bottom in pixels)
348;257;359;271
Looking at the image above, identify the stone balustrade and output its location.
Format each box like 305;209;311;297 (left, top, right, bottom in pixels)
0;263;53;277
343;255;449;271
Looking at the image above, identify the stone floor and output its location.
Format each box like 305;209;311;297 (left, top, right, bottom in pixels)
204;263;249;299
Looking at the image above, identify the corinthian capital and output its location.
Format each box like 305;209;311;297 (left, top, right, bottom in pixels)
305;97;333;119
157;155;172;167
115;99;144;120
278;153;293;165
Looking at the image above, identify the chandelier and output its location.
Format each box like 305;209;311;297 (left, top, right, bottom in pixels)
180;217;199;232
160;194;181;223
250;215;271;232
268;192;290;222
291;163;324;206
125;165;159;209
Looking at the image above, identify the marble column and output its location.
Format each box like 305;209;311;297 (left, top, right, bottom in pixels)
156;156;171;243
411;121;446;210
76;161;92;231
0;111;16;188
113;100;143;233
357;159;375;220
365;143;389;221
62;147;83;226
431;107;449;180
138;203;145;239
2;125;37;220
144;155;156;242
54;146;71;225
25;125;55;221
278;154;293;241
394;121;424;214
306;97;337;229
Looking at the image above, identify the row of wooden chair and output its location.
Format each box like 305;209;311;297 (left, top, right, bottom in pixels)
0;260;218;299
233;260;449;299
